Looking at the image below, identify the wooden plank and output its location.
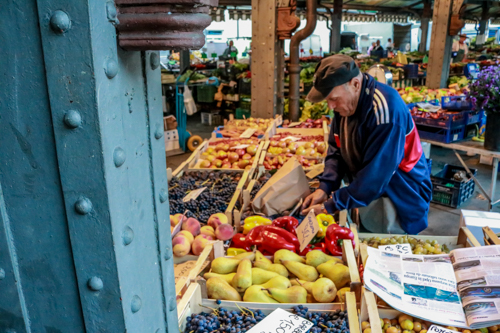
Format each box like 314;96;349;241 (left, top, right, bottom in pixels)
422;139;500;159
360;243;369;267
225;189;241;226
483;226;500;245
342;240;362;302
365;291;383;333
346;292;361;333
458;226;481;248
427;0;453;88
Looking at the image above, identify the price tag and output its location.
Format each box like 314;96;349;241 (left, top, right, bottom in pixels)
306;164;325;179
211;53;218;58
246;308;313;333
182;187;207;202
378;244;411;255
231;144;250;149
296;210;320;252
240;128;256;138
288;122;302;128
280;136;300;142
428;325;460;333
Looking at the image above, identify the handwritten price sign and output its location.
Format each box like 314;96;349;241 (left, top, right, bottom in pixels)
296;210;320;252
379;244;412;255
247;308;313;333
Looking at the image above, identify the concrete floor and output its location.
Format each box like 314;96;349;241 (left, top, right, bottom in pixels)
167;113;500;236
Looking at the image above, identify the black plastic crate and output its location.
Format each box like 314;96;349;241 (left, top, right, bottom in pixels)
404;64;419;79
431;164;477;208
238;78;251;95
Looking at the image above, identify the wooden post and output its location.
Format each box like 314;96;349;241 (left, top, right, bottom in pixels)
251;0;278;118
427;0;453;88
276;40;285;115
419;0;431;53
330;0;343;53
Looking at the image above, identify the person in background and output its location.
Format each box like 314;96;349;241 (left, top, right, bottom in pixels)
452;34;468;62
374;40;384;51
223;40;238;60
367;42;376;55
385;38;394;51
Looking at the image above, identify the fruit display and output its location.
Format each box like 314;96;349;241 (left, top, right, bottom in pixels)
196;143;260;170
168;171;241;223
409;107;466;121
281;119;326;129
209;138;259;147
225;118;274;132
217;128;264;138
270;132;325;142
204;249;352;303
397;86;468;104
360;236;450;255
263;154;321;170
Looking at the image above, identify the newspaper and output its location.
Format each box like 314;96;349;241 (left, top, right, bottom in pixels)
364;245;500;329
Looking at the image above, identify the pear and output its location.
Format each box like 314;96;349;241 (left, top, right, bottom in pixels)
281;260;319;282
255;250;272;264
294;279;313;293
311;278;337;303
337;287;351;303
274;249;305;264
233;251;256;261
251;268;280;285
307;293;317;303
232;259;252;292
317;261;351;289
306;250;343;268
243;285;279;303
203;272;236;284
206;277;241;301
257;276;291;290
266;286;307;303
254;261;289;277
211;257;241;274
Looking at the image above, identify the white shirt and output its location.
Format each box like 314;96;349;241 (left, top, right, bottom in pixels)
386;42;394;49
452;41;468;55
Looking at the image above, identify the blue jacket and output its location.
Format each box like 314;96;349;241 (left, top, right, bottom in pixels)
320;74;432;234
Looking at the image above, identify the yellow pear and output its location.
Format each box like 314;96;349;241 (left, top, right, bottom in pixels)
294;279;313;293
233;251;256;261
307;293;317;303
266;286;307;303
306;251;343;268
206;277;241;301
317;261;351;289
336;287;351;303
274;249;305;264
211;257;241;274
281;260;318;282
243;285;279;303
257;276;291;290
311;278;337;303
203;272;236;284
255;250;271;264
254;261;289;277
232;259;252;292
251;268;280;285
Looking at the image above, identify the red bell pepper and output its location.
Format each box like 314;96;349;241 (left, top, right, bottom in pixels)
259;230;296;254
272;216;299;234
261;225;300;251
299;243;327;256
325;224;355;256
246;225;265;247
231;233;252;251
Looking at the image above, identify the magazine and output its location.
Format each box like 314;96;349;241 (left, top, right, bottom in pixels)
364;245;500;329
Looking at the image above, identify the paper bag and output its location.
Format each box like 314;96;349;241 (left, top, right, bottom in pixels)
252;157;311;216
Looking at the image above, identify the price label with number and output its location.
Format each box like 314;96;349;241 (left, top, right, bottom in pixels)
379;244;412;255
246;308;313;333
182;187;207;202
296;210;320;252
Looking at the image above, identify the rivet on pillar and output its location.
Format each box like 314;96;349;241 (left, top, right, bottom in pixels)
50;10;71;34
63;110;82;129
113;147;126;167
150;52;160;70
122;226;134;246
87;277;103;291
105;59;118;79
131;295;142;313
159;189;168;203
75;197;93;215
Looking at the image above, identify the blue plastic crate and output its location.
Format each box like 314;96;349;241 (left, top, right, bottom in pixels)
441;95;472;111
416;124;465;144
465;110;484;125
404;64;419;79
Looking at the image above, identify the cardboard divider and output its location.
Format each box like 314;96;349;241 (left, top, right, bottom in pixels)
483;226;500;245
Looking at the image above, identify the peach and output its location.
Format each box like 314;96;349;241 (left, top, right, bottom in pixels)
200;226;216;238
172;235;191;257
215;223;235;241
176;230;194;244
171;213;186;227
192;234;214;256
181;217;200;236
208;213;228;229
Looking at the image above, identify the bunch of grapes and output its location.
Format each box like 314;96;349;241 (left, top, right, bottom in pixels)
293;306;350;333
361;236;449;255
168;171;241;223
184;306;265;333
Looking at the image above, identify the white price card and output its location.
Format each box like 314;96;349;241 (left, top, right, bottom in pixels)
296;210;320;252
280;136;300;142
428;325;460;333
231;144;250;150
182;187;207;202
378;243;412;255
246;308;313;333
240;128;256;138
287;122;302;128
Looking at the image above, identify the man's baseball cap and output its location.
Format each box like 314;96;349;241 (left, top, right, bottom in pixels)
306;55;360;103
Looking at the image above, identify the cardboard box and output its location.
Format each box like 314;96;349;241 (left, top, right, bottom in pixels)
460;209;500;245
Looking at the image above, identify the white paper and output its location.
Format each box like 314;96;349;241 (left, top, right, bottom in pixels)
280;136;301;142
246;308;313;333
182;187;207;202
296;210;320;252
231;144;250;150
240;128;256;138
306;164;325;179
379;244;412;255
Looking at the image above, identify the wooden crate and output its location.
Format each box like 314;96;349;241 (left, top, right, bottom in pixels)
265;119;329;143
483;226;500;245
178;283;361;333
359;289;399;333
258;140;326;172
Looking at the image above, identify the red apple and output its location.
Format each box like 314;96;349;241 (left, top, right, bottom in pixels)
223;144;230;151
232;162;240;169
279;141;287;148
246;145;258;156
228;152;239;163
270;141;279;147
238;160;250;169
316;142;326;154
222;158;229;164
217;150;228;159
214;159;222;168
215;143;225;151
236;149;246;157
207;155;216;163
222;163;232;169
242;153;252;160
200;160;211;168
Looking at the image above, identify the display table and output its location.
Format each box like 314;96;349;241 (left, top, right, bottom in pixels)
423;139;500;210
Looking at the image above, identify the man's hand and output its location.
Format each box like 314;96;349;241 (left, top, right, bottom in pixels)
301;204;326;216
301;189;328;215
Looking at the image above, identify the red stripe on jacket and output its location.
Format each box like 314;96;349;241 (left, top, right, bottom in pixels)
334;134;340;148
399;120;423;173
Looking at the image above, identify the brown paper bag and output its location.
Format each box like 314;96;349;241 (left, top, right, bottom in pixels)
252;157;311;216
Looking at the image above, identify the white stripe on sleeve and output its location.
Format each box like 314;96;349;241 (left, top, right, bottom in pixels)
375;89;390;123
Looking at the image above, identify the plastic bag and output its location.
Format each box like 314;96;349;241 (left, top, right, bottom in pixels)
184;84;197;116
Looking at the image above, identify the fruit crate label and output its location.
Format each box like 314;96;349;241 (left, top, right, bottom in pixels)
296;210;320;252
182;187;207;202
280;136;300;142
246;308;313;333
288;122;302;128
378;243;411;255
231;144;250;149
428;325;459;333
240;129;256;138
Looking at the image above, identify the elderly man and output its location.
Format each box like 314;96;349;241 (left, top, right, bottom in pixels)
301;55;432;234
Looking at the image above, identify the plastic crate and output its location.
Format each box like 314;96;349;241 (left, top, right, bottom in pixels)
411;112;466;129
404;64;419;79
196;85;217;103
201;112;223;126
416;124;465;143
235;108;251;119
239;97;251;111
441;95;472;111
465;110;484;125
238;78;251;95
431;164;477;208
